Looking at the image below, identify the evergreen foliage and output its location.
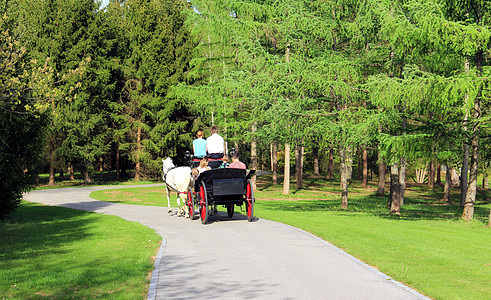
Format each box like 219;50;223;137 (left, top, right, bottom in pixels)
0;16;50;219
1;0;489;219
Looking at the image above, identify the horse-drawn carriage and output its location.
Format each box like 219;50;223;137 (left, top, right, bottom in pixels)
163;156;255;224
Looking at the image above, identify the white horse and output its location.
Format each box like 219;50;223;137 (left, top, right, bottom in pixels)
162;157;194;217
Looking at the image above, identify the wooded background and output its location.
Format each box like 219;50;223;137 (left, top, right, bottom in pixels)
1;0;490;221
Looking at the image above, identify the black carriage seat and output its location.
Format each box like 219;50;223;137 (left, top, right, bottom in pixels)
195;168;256;197
191;158;200;168
207;158;222;169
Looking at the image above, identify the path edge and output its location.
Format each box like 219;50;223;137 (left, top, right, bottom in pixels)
147;235;166;300
274;220;430;300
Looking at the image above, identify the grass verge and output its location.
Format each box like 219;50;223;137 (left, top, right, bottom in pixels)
89;175;491;299
31;170;159;190
0;201;161;299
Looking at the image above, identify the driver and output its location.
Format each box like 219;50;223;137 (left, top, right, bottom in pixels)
206;126;225;159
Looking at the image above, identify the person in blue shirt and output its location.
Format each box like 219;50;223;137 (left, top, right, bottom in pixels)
193;129;207;158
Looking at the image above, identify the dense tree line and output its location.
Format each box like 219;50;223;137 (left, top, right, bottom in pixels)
1;0;489;220
175;0;490;220
1;0;196;218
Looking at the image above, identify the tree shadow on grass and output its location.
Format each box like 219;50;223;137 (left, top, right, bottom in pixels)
0;202;157;298
1;202;93;261
258;190;491;225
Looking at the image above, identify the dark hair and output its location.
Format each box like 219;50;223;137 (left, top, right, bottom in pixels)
210;126;218;134
231;153;239;160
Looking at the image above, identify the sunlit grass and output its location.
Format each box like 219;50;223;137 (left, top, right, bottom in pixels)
89;174;491;299
90;186;166;206
0;202;161;299
32;170;160;190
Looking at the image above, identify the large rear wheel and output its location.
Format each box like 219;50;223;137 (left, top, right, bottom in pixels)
187;187;194;220
199;183;209;224
245;179;255;222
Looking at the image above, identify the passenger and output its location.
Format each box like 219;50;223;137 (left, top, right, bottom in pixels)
228;153;246;169
192;129;207;158
206;126;225;159
191;168;200;179
218;155;230;168
196;157;211;174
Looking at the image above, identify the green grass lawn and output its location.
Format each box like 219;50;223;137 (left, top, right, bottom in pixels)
32;170;159;190
90;186;166;206
0;202;161;299
89;175;491;299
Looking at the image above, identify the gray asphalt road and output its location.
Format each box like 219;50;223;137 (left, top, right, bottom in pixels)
24;185;429;300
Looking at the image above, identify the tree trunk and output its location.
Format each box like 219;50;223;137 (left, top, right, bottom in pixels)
340;147;350;210
377;153;386;196
488;208;491;227
83;167;91;184
462;90;481;221
428;159;435;189
295;145;303;189
251;125;257;190
436;164;442;185
483;175;489;189
313;147;320;176
362;146;368;187
389;163;401;214
261;148;265;171
48;137;56;186
326;148;334;180
283;143;290;195
272;141;278;185
115;143;120;181
300;146;305;178
356;148;363;181
270;143;273;172
451;168;459;186
461;146;470;205
442;166;452;202
48;163;55;186
99;156;104;172
399;157;406;206
415;168;427;184
69;163;75;180
300;146;305;179
461;59;471;206
135;125;142;182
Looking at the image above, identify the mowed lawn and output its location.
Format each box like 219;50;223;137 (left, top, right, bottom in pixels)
90;175;491;300
0;202;161;299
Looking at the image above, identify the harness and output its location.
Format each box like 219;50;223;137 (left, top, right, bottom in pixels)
163;166;193;194
163;166;176;182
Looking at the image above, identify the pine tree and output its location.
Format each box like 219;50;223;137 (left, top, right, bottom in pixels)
119;0;195;179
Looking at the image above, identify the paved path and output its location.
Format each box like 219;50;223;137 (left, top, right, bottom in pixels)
24;185;428;300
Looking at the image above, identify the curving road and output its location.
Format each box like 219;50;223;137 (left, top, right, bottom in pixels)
24;185;429;300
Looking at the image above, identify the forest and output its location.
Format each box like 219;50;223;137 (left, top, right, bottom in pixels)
1;0;490;221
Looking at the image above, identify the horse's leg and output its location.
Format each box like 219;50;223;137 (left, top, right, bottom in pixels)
179;192;190;218
166;186;172;213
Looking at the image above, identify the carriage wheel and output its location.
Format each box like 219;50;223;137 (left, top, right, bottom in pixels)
246;179;255;222
187;187;194;220
226;204;234;218
199;183;209;224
